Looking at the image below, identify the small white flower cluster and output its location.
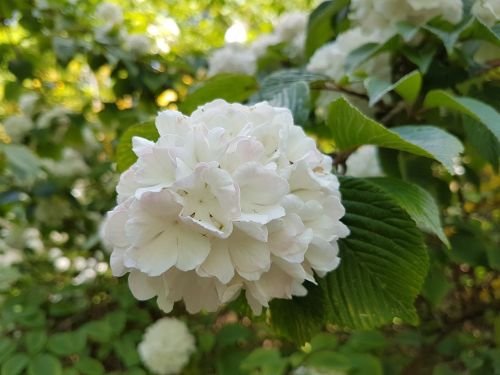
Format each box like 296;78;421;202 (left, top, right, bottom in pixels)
350;0;463;35
472;0;500;26
103;100;349;314
307;27;391;83
3;115;33;143
138;318;195;375
207;43;257;77
208;12;308;76
94;2;123;32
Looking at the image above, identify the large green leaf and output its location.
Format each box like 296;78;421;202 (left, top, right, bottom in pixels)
269;81;310;125
463;116;500;171
1;353;29;375
115;122;158;172
269;282;326;345
257;69;326;101
367;177;449;247
179;73;258;114
1;144;41;185
322;177;429;329
327;98;464;173
27;354;62;375
364;70;422;106
424;90;500;142
305;0;350;58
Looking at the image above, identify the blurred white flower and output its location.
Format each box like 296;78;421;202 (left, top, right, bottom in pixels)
147;16;180;54
250;11;308;59
472;0;500;26
19;93;40;115
350;0;463;33
34;197;72;227
3;115;33;142
138;317;195;375
103;100;349;314
95;2;123;30
307;27;390;83
345;145;384;178
207;44;257;76
24;228;44;253
0;245;23;267
124;34;151;56
274;11;308;57
225;21;248;43
54;256;71;272
37;107;71;129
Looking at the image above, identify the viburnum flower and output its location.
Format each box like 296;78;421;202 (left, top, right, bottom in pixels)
350;0;463;33
472;0;500;26
102;99;349;314
307;27;391;84
138;317;195;375
207;44;257;77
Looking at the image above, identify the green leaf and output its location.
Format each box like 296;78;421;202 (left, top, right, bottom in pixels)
422;264;453;307
305;351;351;372
216;324;253;348
113;337;141;367
1;144;41;185
74;358;104;375
463;116;500;171
310;333;338;351
269;81;310;125
424;90;500;142
402;44;437;73
83;321;112;343
270;282;325;345
343;331;387;352
179;73;258;114
0;339;16;365
25;330;47;354
104;311;127;336
327;98;464;173
365;70;422;106
52;37;76;66
240;348;287;375
305;0;350;58
115;122;158;172
1;353;29;375
345;36;399;73
27;354;62;375
396;22;420;42
322;177;429;329
258;69;326;101
47;332;86;357
367;177;449;247
345;353;383;375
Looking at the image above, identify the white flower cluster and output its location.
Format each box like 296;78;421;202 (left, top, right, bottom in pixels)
41;148;89;178
350;0;463;34
124;34;151;56
103;100;349;314
207;43;257;77
94;2;123;31
307;27;391;83
208;12;308;76
472;0;500;26
138;318;195;375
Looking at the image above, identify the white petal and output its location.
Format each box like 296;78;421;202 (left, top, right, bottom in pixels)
229;230;270;280
128;270;158;300
175;225;211;271
125;231;178;276
156;110;189;136
132;136;154;157
306;237;341;273
197;239;234;283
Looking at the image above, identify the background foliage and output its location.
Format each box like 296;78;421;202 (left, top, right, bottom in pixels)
1;0;499;374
